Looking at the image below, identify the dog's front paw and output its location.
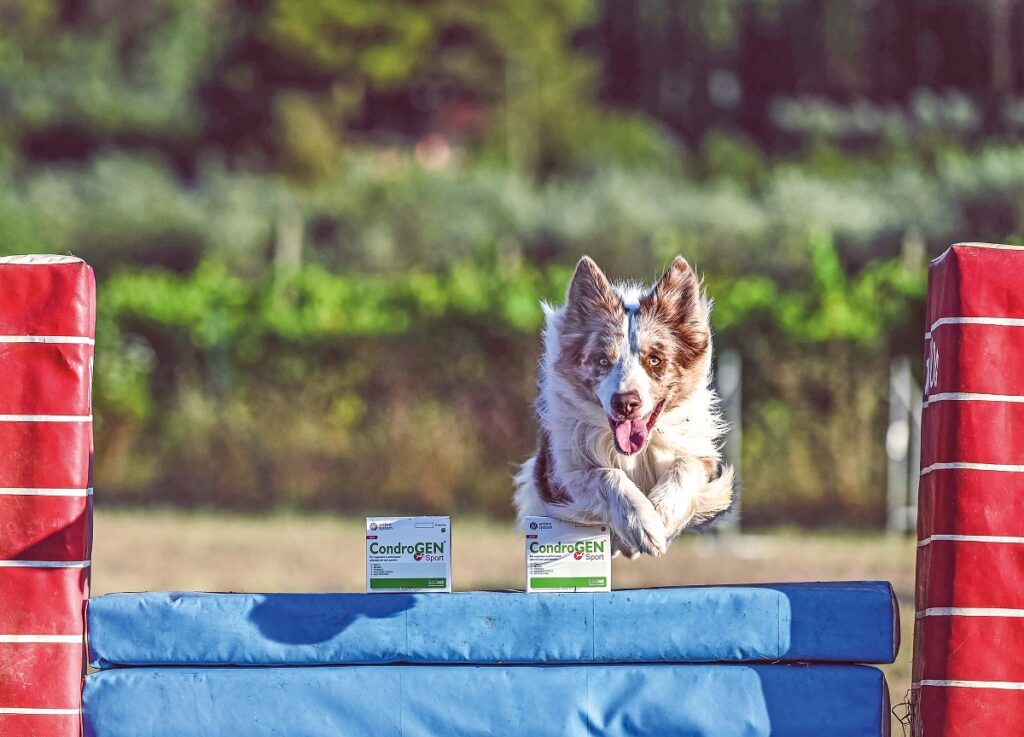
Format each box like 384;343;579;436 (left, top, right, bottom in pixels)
610;535;642;559
648;473;694;532
599;468;668;557
649;458;735;537
620;502;667;557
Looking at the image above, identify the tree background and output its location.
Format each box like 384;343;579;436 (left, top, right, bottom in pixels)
1;0;1022;525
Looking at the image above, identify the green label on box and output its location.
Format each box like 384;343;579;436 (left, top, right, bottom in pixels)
529;576;607;589
370;577;447;589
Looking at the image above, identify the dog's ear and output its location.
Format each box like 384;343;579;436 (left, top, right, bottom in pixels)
640;256;709;363
644;256;705;318
565;256;618;318
557;257;620;371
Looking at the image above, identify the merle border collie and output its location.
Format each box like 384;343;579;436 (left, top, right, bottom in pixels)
514;256;734;558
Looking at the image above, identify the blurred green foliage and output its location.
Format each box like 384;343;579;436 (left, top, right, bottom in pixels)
1;0;1020;525
6;141;1024;278
90;233;926;523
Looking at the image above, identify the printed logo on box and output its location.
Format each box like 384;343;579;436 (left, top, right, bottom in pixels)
524;516;611;593
366;516;451;593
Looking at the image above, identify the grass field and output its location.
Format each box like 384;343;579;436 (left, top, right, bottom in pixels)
92;508;916;730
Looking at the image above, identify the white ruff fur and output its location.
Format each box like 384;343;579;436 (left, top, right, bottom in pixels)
513;280;734;558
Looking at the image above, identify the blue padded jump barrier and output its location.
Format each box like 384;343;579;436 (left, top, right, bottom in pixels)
83;583;898;737
87;582;898;667
83;664;889;737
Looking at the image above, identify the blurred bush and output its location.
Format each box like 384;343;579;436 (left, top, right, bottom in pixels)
3;142;1024;276
86;234;926;524
3;0;1023;526
3;137;1021;524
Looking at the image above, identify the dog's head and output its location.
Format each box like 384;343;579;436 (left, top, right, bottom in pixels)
554;255;711;455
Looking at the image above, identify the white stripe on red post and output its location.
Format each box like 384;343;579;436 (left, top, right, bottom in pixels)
921;462;1024;476
0;336;94;345
0;560;90;568
917;607;1024;618
0;487;93;497
0;415;92;423
926;316;1024;340
923;392;1024;408
919;534;1024;547
913;679;1024;691
0;635;83;644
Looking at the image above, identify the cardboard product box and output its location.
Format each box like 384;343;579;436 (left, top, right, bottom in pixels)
524;516;611;593
366;516;451;593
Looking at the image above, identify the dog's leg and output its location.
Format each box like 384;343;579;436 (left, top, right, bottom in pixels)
560;468;667;556
610;534;643;559
649;459;735;541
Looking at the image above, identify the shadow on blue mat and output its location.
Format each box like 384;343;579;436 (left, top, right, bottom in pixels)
249;593;417;644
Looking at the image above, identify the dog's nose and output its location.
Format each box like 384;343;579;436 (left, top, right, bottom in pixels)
611;391;642;419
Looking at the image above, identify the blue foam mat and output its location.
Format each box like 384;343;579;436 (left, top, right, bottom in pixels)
82;664;889;737
87;582;898;668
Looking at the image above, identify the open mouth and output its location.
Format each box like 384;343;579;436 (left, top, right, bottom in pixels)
609;401;664;455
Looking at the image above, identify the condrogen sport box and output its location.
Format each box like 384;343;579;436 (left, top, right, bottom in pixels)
365;516;451;593
524;516;611;593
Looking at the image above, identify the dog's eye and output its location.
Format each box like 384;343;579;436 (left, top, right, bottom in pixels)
598;357;610;367
648;355;662;367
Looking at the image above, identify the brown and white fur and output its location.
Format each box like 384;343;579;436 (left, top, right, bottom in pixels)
513;255;734;558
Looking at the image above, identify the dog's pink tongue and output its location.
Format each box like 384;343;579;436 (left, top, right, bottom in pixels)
613;419;648;454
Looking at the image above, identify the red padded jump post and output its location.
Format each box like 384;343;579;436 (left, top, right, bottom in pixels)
913;243;1024;736
0;256;95;737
